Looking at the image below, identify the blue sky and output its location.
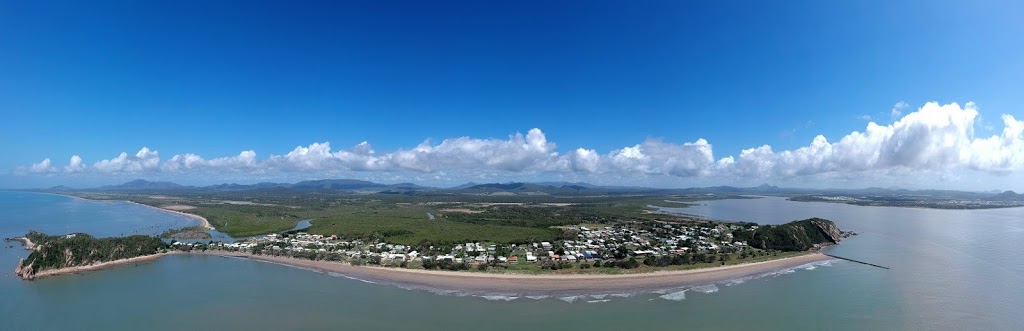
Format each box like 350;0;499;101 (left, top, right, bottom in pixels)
2;1;1023;189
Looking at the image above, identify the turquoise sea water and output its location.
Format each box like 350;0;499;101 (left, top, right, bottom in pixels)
3;191;1023;330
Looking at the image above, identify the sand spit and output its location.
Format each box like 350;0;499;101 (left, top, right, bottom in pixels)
126;201;213;230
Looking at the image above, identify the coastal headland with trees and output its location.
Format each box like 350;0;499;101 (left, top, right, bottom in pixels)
10;180;858;285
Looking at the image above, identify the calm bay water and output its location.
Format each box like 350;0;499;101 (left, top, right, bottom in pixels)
3;191;1023;330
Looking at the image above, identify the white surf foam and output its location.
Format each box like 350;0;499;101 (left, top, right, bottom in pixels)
559;295;585;303
690;284;719;293
325;272;378;284
658;290;687;301
724;278;747;286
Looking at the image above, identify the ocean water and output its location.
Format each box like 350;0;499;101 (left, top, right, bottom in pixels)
2;191;1023;330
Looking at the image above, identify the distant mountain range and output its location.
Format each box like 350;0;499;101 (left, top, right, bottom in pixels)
80;179;421;192
36;179;1024;200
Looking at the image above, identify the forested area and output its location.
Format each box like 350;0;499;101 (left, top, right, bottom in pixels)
20;231;167;273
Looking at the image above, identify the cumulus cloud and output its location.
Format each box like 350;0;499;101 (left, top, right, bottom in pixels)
605;139;716;177
16;102;1024;186
389;129;560;173
262;141;390;172
92;147;161;173
29;158;55;174
163;150;258;172
566;148;601;173
64;155;85;173
722;102;1024;179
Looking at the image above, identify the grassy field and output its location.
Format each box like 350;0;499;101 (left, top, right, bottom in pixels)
67;191;740;243
303;202;561;245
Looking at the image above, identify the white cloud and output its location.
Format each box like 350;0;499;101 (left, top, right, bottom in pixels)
64;155;85;173
29;158;55;174
264;141;390;172
163;150;258;173
606;139;716;177
891;101;909;118
720;102;1024;179
92;147;161;173
389;128;559;172
567;148;601;173
16;102;1024;188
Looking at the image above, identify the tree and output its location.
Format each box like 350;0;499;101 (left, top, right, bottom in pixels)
614;246;628;260
624;257;640;269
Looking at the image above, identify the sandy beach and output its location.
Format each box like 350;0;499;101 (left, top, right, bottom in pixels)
124;201;214;230
190;251;831;294
12;237;36;250
17;251;182;280
13;240;829;291
46;193;215;230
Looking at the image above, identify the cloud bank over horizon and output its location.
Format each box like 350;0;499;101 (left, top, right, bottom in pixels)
17;102;1024;188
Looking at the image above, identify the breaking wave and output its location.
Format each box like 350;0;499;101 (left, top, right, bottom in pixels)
327;271;378;284
659;290;687;301
690;284;719;293
559;295;587;303
246;255;840;304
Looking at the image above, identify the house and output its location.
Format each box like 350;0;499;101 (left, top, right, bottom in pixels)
508;256;519;262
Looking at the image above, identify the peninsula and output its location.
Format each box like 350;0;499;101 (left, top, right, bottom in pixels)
11;216;850;289
13;180;857;287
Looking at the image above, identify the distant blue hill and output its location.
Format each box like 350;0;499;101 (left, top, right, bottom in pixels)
34;178;1024;201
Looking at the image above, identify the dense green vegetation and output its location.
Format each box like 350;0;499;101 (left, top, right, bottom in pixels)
19;231;167;273
732;218;840;251
191;205;298;237
69;192;732;244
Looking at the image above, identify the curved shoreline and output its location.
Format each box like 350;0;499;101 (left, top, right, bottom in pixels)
17;252;182;280
14;245;830;292
123;201;214;230
189;251;831;294
10;237;35;250
40;192;215;230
